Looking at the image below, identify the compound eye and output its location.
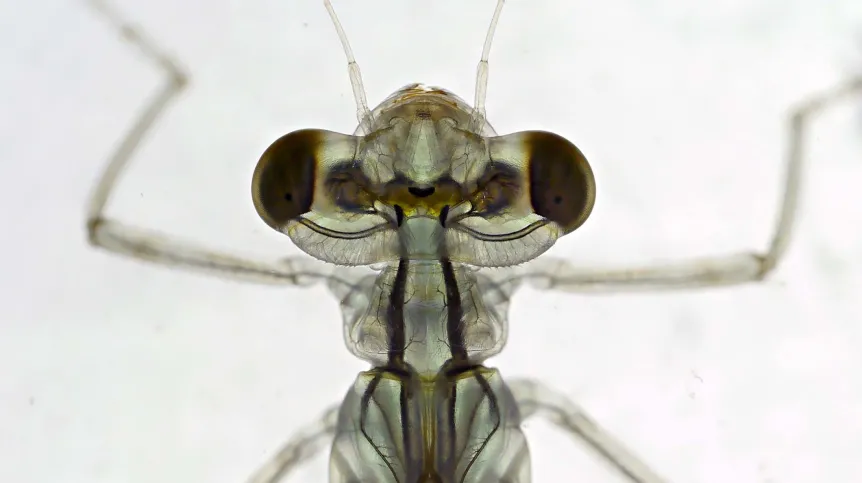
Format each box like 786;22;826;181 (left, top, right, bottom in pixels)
525;131;595;233
251;129;321;231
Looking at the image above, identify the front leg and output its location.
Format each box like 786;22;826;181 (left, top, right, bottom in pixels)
85;1;336;287
514;75;862;293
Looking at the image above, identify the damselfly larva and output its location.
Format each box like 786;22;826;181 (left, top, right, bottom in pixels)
84;0;862;481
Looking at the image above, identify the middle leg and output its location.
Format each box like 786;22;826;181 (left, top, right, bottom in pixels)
245;405;339;483
510;378;668;483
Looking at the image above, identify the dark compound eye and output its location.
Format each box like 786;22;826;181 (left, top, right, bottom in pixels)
523;131;595;233
251;129;320;231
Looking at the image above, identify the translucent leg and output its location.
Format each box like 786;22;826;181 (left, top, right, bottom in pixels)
84;1;337;287
510;378;668;483
518;75;862;292
245;406;340;483
323;0;372;128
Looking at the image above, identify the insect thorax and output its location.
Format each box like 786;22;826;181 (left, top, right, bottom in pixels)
322;86;531;482
338;260;510;372
330;361;529;483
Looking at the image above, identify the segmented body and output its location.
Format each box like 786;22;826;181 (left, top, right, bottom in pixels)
271;85;550;482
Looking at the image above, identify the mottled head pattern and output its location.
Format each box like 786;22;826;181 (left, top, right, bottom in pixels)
252;83;595;267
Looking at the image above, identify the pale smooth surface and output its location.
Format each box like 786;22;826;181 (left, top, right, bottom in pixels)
1;1;861;482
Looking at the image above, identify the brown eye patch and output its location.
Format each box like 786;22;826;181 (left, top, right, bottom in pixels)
325;163;373;212
473;163;522;215
525;131;595;233
251;129;321;231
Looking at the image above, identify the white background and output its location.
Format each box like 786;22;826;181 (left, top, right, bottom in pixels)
2;0;861;482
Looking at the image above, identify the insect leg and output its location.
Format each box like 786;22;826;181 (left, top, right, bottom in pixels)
85;1;337;287
510;378;668;483
245;406;340;483
519;75;862;292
